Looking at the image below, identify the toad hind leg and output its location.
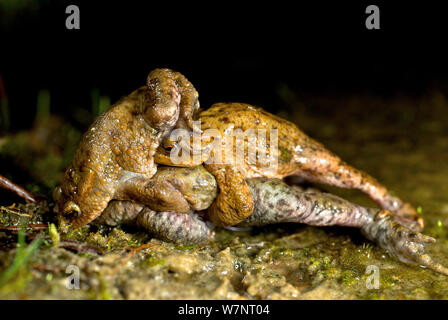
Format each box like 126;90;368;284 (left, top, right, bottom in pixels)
95;200;214;245
239;178;376;228
136;209;214;244
93;200;144;226
293;138;423;230
239;178;448;276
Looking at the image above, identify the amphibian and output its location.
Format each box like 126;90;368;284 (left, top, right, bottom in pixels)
53;68;440;274
156;103;422;230
54;68;200;227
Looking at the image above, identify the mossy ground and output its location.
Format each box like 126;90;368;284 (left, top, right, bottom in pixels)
1;91;447;299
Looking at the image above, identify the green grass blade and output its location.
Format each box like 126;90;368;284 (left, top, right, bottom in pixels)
0;233;43;288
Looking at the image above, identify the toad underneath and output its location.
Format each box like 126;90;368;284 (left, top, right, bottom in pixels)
95;165;448;276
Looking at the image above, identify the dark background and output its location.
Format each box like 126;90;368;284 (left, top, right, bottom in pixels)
1;0;447;131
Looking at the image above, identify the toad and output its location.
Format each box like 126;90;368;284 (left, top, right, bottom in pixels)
54;68;200;227
156;103;423;230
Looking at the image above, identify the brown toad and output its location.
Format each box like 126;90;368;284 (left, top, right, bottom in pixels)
156;103;423;230
54;68;200;227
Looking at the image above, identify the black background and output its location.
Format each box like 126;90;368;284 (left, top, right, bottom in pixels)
1;0;447;131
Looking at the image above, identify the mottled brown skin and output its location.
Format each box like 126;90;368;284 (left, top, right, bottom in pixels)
156;103;423;230
94;165;217;225
95;165;448;276
54;68;199;227
146;68;200;131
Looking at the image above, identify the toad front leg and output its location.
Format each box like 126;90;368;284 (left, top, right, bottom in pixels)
203;164;254;226
94;165;219;243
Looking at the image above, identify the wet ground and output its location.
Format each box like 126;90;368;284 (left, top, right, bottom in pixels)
0;90;447;299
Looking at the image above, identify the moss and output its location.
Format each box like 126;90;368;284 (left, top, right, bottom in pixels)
271;248;294;259
428;219;448;239
48;223;60;247
339;270;360;287
88;277;113;300
364;292;380;300
140;253;166;268
176;244;199;251
84;227;142;251
380;273;400;288
321;267;341;279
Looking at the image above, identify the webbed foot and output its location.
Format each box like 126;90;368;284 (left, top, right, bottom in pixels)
362;210;448;276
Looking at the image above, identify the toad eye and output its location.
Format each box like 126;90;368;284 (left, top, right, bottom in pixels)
164;144;174;152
